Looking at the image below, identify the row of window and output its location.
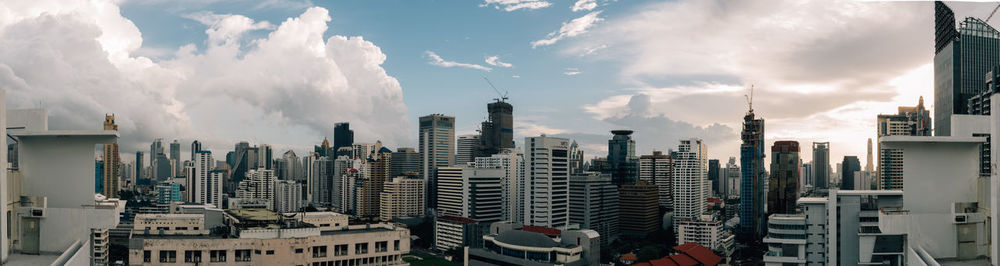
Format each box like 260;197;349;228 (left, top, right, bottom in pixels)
144;250;253;263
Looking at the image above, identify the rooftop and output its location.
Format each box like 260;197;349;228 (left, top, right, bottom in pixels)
879;136;986;143
227;208;281;222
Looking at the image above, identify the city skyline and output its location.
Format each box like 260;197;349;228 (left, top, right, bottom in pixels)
2;0;998;168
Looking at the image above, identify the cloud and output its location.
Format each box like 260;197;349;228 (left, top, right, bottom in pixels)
182;11;275;45
484;55;513;68
481;0;552;12
571;0;597;12
531;11;603;48
426;51;492;71
512;75;520;78
0;0;411;156
563;68;581;76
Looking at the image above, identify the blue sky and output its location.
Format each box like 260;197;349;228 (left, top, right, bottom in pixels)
1;0;997;168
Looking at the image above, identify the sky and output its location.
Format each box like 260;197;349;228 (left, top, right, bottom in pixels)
0;0;997;169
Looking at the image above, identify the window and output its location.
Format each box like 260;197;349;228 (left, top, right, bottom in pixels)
184;251;202;263
159;250;176;263
375;241;388;253
312;246;327;258
175;227;188;231
193;227;199;230
355;243;368;254
235;249;252;262
295;248;304;254
266;250;274;255
255;250;261;254
334;245;348;256
210;250;227;262
393;240;400;251
143;250;151;263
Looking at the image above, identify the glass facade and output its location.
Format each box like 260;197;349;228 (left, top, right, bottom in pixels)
934;1;1000;136
739;111;766;243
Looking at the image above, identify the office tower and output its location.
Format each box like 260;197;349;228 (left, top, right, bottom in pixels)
275;180;303;213
190;140;202;161
150;138;165;180
379;177;425;221
524;135;571;228
639;150;673;209
739;105;766;243
812;142;830;189
767;141;800;216
188;151;219;205
456;135;479;165
674;139;709;231
436;166;503;222
333;122;354;156
865;138;874;172
569;172;619;246
155;183;181;203
135;151;144;182
419;114;455;211
315;138;332;157
568;141;585;174
619;181;660;236
170;140;180;177
876;97;932;190
390;148;420;178
934;1;1000;136
102;114;119;198
155;154;171;180
476;99;514;158
840;156;861;190
607;130;638;185
708;159;720;197
307;156;333;206
475;148;524;222
280;150;302;181
339;167;363;214
229;141;252;191
235;169;276;210
258;144;273;170
722;157;740;199
358;148;391;218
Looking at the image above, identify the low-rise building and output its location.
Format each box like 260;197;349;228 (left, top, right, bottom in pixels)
134;214;210;236
468;221;600;266
762;214;807;265
676;214;733;256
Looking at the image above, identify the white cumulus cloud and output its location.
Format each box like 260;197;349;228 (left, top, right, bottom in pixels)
481;0;552;11
571;0;597;12
531;11;603;48
485;55;513;68
426;51;492;71
563;68;581;76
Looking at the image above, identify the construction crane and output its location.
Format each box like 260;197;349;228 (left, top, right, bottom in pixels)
482;77;509;102
989;3;1000;23
744;84;755;112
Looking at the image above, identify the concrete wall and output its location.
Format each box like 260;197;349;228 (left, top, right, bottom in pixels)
38;207;119;254
7;108;46;132
19;133;115;208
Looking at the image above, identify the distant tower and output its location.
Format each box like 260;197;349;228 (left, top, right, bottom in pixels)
419;114;455;211
102;114;120;198
456;135;479;165
865;138;873;172
190;140;202;161
170;140;181;177
876;97;932;190
476;95;514;158
768;141;800;215
607;130;638;185
841;156;861;190
333;123;354;156
739;93;766;243
812;142;830;189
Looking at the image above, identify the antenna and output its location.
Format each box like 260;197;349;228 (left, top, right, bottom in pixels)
482;77;509;102
744;84;754;111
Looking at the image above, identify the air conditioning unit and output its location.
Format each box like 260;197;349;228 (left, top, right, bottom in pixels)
954;214;968;224
27;207;45;218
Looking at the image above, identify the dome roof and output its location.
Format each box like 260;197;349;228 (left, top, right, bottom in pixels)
494;230;559;248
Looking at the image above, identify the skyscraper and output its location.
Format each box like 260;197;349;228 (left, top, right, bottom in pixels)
569;172;619;246
607;130;638;185
150;138;165;180
840;156;861;190
280;150;302;181
390;148;420;178
436;166;503;222
235;169;276;210
674;139;708;232
476;100;514;158
188;151;216;205
524;135;570;228
334;122;354;155
739;106;766;243
170;140;180;177
358;148;391;218
474;148;523;223
258;144;273;170
229;141;252;191
135;151;144;182
619;181;661;236
456;134;479;165
102;114;119;198
877;97;932;190
934;1;1000;136
638;150;672;209
379;177;425;221
708;159;720;197
865;138;874;173
190;140;202;161
275;180;303;213
419;114;455;211
812;142;830;189
767;141;800;216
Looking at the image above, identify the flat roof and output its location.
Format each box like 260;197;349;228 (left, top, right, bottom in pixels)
227;209;280;221
798;197;829;204
836;190;903;196
880;136;986;143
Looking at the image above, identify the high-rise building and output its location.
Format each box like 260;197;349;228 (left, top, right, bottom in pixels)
235;169;276;210
379;177;425;221
419;114;455;211
607;130;638;185
678;215;733;255
436;166;503;222
476;100;514;158
456;134;479;165
739;106;766;243
102;114;119;198
258;144;273;170
569;172;619;246
568;141;585;174
333;122;354;156
524;135;571;228
474;148;524;223
812;142;830;189
639;150;673;209
708;159;720;197
877;97;932;190
229;141;252;191
722;157;740;200
155;183;181;203
307;155;334;207
279;150;302;181
390;147;420;178
934;1;1000;136
358;148;391;218
170;140;181;177
865;138;874;173
767;141;800;216
190;140;202;161
150;138;166;180
675;138;708;231
619;181;661;236
136;151;144;182
188;151;213;203
840;156;861;190
275;180;302;213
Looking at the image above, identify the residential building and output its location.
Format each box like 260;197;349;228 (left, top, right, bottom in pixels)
934;1;1000;136
768;141;800;215
235;169;276;210
677;214;733;256
877;97;932;190
675;139;708;232
275;180;303;213
740;105;766;243
569;172;619;246
102;114;120;198
419;114;455;211
156;183;182;204
390;147;420;178
619;181;660;236
523;135;571;228
456;134;478;165
639;150;673;209
379;177;425;221
187;151;217;205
